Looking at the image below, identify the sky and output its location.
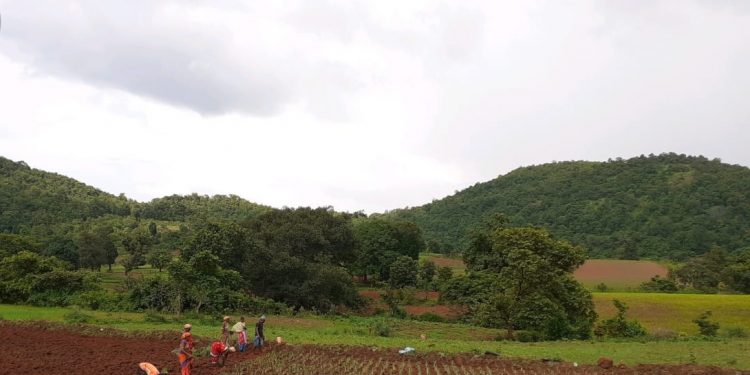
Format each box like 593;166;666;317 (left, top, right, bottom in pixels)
1;0;749;213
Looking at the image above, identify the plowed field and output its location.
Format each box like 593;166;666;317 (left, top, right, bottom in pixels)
0;323;746;375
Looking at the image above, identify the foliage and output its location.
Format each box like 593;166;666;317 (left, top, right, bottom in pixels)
418;259;436;284
693;311;720;336
351;218;425;281
640;275;679;293
0;251;99;305
436;266;453;285
724;327;747;338
0;156;131;233
385;154;750;260
593;300;647;338
389;256;418;289
723;248;750;293
146;249;172;272
443;224;596;340
140;193;269;222
369;319;391;337
63;309;96;324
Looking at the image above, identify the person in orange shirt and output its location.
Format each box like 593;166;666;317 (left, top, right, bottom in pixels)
178;324;194;375
137;362;161;375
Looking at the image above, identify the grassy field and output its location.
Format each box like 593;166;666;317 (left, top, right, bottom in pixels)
99;264;161;290
1;304;749;369
593;292;750;334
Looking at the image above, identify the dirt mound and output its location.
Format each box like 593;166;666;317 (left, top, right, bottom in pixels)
0;322;265;375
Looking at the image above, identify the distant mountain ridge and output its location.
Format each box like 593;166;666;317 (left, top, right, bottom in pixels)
4;154;750;260
0;156;269;231
385;153;750;260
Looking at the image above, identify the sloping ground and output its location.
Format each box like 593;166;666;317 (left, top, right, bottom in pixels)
0;322;265;375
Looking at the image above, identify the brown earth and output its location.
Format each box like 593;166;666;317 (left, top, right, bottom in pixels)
574;259;668;285
0;322;268;375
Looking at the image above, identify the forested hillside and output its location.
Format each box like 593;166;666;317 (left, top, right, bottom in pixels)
0;156;271;233
0;157;132;233
386;154;750;260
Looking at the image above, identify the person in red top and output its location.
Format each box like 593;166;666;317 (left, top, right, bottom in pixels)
209;341;236;366
178;324;194;375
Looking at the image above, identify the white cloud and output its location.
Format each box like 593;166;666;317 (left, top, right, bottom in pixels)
1;0;749;212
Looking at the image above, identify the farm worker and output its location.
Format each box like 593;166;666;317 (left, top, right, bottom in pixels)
232;316;247;352
253;315;266;351
137;362;161;375
178;323;194;375
221;315;231;344
209;341;236;366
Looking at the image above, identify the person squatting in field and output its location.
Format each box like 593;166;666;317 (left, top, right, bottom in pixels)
253;315;266;351
178;324;194;375
232;316;248;352
209;341;236;366
137;362;161;375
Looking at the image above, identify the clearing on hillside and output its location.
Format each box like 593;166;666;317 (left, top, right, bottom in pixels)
423;255;669;290
575;259;669;290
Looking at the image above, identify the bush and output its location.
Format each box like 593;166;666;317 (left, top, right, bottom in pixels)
693;311;719;337
596;283;608;292
64;309;95;324
67;290;120;311
370;319;391;337
413;312;445;323
640;276;679;293
593;300;647;338
514;330;543;342
724;327;747;338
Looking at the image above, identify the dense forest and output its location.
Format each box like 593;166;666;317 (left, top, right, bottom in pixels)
386;154;750;260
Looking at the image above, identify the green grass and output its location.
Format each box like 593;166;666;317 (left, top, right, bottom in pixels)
1;304;749;369
98;264;161;290
593;292;750;334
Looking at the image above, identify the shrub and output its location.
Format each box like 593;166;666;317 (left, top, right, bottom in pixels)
596;283;608;292
64;309;95;324
640;276;679;293
515;330;543;342
370;319;391;337
593;300;647;338
413;312;445;323
693;311;719;337
724;327;747;338
67;290;119;311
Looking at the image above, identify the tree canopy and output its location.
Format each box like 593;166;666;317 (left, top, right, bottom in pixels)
386;153;750;260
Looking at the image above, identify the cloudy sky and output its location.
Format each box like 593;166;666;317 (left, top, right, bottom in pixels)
1;1;749;212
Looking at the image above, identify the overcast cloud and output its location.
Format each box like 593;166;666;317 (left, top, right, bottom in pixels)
1;0;749;212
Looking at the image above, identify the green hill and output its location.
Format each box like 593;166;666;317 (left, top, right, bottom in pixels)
0;156;270;232
385;154;750;260
0;156;132;232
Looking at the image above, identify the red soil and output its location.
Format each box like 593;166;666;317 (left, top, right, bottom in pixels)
0;323;746;375
0;322;267;375
403;304;464;319
574;259;668;284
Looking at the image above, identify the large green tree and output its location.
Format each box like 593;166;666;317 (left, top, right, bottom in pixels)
352;218;424;281
443;223;596;339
